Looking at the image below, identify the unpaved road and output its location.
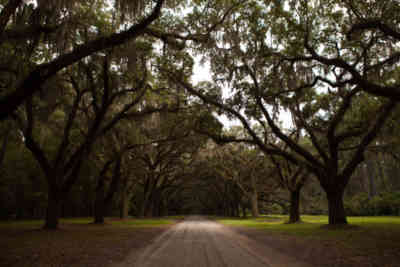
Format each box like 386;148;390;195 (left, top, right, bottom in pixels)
116;216;312;267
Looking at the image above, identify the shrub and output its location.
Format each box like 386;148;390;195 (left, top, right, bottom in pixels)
345;192;400;216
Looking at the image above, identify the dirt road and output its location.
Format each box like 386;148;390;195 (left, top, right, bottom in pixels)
116;216;312;267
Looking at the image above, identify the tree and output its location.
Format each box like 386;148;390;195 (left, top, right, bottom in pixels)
12;43;175;228
133;108;208;217
0;0;165;119
294;0;400;100
0;119;12;169
0;0;240;120
212;143;275;218
270;155;308;223
164;0;398;225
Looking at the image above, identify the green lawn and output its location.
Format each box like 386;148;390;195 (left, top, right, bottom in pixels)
110;218;178;227
0;217;175;267
218;215;400;236
0;217;179;229
218;215;400;263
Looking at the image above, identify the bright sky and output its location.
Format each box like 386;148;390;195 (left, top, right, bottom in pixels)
192;58;241;129
192;58;293;130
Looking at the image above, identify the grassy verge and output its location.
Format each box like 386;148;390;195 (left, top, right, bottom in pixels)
0;216;179;228
218;215;400;265
218;215;400;238
0;217;178;267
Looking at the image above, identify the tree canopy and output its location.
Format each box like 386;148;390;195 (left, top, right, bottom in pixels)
0;0;400;228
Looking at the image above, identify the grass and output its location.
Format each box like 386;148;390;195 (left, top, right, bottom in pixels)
217;215;400;239
0;217;179;267
218;215;400;236
218;215;400;265
110;218;177;227
0;216;179;228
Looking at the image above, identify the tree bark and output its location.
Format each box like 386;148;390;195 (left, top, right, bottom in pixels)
376;154;387;191
365;159;376;198
250;190;259;218
139;200;146;217
94;180;105;224
145;199;154;217
326;189;347;225
241;204;247;218
161;199;168;216
140;191;150;217
119;187;130;219
0;0;165;120
288;188;301;223
94;157;121;222
0;126;10;169
152;192;161;217
15;181;25;219
44;191;61;229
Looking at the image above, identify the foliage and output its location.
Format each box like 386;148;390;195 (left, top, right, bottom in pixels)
345;192;400;216
0;0;400;229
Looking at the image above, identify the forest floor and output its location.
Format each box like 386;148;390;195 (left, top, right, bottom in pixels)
1;216;399;267
0;217;178;267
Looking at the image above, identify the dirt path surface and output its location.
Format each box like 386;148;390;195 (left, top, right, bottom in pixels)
115;216;312;267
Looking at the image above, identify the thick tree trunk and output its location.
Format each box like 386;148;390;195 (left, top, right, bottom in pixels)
250;191;259;218
326;189;347;225
94;181;105;224
139;188;151;217
288;188;301;223
236;202;240;218
44;191;61;229
119;188;130;219
139;201;146;217
231;201;238;217
376;154;387;191
365;159;376;198
145;200;154;217
0;126;10;169
103;158;122;217
152;192;161;217
161;200;168;216
15;182;25;219
241;204;247;218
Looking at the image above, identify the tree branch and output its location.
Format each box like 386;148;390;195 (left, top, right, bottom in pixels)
0;0;165;120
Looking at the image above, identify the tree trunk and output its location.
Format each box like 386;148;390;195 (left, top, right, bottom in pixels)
231;201;238;217
288;188;301;223
139;199;146;217
145;200;154;217
365;159;376;198
103;158;122;217
236;202;240;218
139;187;151;217
326;189;347;225
376;154;387;191
15;181;25;219
0;126;10;169
44;191;61;229
94;180;105;224
152;192;161;217
160;198;168;216
120;188;130;219
250;190;259;218
241;204;247;218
